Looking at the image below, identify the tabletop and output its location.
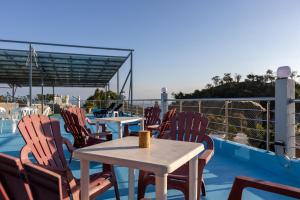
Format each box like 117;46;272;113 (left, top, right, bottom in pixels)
94;116;143;123
73;136;204;174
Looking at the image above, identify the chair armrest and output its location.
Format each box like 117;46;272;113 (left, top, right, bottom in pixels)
158;130;171;139
94;132;113;141
20;145;33;164
32;163;68;175
199;149;214;165
85;117;96;125
62;137;75;153
146;124;160;131
228;176;300;200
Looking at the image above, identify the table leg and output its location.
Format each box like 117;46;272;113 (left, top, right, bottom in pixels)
80;159;90;200
155;173;167;200
189;156;198;200
96;121;99;133
128;168;135;199
118;122;123;138
140;119;144;131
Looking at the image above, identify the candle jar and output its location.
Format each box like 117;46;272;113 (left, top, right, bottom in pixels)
139;131;151;148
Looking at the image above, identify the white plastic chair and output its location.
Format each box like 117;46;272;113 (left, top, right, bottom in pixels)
42;107;51;116
0;107;6;119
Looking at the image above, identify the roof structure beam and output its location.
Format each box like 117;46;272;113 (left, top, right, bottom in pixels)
0;39;133;90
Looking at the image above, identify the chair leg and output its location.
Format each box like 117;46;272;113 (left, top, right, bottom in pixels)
137;171;147;200
69;153;73;164
111;167;120;200
201;179;206;196
137;185;146;200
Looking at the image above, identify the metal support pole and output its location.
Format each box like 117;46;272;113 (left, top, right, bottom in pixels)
29;44;33;107
130;52;133;106
41;68;44;114
117;70;120;99
12;84;15;102
266;101;270;151
105;84;108;107
41;83;44;114
52;86;55;113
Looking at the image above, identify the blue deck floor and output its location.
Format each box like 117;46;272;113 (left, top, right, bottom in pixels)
0;117;299;199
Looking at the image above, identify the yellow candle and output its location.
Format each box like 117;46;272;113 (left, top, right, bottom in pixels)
139;131;151;148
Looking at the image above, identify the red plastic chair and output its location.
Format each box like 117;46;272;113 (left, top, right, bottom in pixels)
0;153;33;200
61;109;112;149
153;108;177;138
63;107;110;135
18;115;120;200
138;112;214;200
228;176;300;199
24;162;70;200
124;106;161;136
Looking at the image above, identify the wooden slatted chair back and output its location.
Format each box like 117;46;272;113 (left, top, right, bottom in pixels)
60;108;72;133
144;106;161;127
61;109;87;148
66;107;86;128
18;115;67;170
0;153;32;200
170;112;210;144
70;112;90;137
24;162;68;200
157;108;176;138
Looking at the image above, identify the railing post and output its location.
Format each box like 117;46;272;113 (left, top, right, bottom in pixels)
77;96;81;108
179;101;183;112
161;87;168;118
225;101;229;134
142;101;145;116
122;100;125;113
136;103;138;115
198;101;202;113
266;101;270;151
275;67;295;157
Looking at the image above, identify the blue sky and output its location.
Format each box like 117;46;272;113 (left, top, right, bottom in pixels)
0;0;300;99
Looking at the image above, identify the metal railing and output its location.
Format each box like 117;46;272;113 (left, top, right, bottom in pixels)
76;97;276;151
4;96;300;154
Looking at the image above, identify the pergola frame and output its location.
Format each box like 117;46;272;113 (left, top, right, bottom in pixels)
0;39;134;107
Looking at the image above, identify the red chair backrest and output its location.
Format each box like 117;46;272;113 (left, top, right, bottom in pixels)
169;112;210;144
157;108;176;138
61;109;88;148
18;115;67;170
144;106;161;126
0;153;32;200
67;107;86;128
24;162;68;200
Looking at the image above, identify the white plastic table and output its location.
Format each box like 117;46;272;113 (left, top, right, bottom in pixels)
95;117;144;138
73;136;204;200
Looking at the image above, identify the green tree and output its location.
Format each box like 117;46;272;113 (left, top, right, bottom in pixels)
223;73;233;83
85;88;118;109
234;73;242;83
211;76;221;86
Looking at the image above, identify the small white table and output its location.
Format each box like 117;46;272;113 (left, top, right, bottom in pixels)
95;117;144;138
73;136;204;200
